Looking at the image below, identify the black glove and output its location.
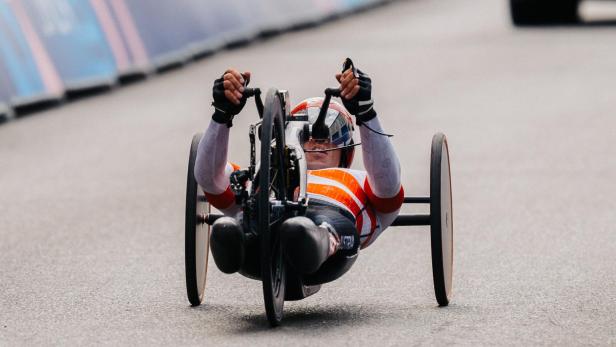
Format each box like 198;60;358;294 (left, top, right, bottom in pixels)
211;74;249;127
339;60;377;125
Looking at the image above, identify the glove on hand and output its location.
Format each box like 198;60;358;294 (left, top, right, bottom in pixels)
211;73;249;127
339;61;377;125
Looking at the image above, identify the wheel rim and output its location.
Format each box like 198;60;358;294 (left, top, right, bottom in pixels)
195;187;210;302
440;139;453;299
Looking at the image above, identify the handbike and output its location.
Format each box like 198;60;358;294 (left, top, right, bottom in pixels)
184;86;454;327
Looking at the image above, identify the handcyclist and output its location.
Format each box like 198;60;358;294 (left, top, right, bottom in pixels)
194;61;403;282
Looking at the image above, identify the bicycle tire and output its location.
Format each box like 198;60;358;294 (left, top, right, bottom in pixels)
430;133;454;306
259;89;288;326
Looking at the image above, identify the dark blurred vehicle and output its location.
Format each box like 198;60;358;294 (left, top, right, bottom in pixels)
510;0;580;25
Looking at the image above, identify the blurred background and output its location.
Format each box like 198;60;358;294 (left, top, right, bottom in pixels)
0;0;387;120
1;0;615;345
1;0;615;120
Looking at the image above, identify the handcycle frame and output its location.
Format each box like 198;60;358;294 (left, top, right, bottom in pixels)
185;87;454;327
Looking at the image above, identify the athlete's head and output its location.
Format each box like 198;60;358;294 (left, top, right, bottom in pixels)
291;97;355;170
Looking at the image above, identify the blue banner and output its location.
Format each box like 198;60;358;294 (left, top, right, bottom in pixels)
0;1;60;106
187;0;259;45
179;0;245;56
0;58;12;104
0;0;390;117
91;0;149;77
122;0;260;66
121;1;195;67
344;0;375;10
20;0;117;90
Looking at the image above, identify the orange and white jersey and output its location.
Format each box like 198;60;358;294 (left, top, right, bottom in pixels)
307;168;403;249
195;116;403;250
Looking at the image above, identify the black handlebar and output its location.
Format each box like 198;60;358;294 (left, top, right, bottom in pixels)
243;88;264;118
324;88;341;97
243;87;258;98
312;88;341;140
312;58;356;140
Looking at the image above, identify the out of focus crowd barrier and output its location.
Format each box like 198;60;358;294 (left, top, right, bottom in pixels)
0;0;387;120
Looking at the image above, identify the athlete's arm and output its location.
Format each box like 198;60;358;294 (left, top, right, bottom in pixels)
337;65;403;232
194;69;250;215
358;116;403;247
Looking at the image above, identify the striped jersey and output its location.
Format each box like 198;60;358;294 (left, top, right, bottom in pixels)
307;168;403;248
204;165;404;249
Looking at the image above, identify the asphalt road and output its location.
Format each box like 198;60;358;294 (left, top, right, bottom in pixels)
1;0;616;345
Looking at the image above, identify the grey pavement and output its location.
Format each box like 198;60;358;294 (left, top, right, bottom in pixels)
1;0;615;345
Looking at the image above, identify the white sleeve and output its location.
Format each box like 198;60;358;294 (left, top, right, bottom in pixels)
357;116;404;248
194;121;240;215
194;121;231;195
359;117;402;198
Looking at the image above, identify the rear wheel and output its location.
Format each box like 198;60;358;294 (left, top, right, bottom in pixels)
430;133;453;306
259;89;288;327
510;0;579;25
185;133;211;306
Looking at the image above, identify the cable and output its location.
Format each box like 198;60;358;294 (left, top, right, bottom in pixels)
358;122;393;137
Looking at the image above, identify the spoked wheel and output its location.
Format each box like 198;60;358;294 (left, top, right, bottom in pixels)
185;133;211;306
258;89;288;326
430;133;453;306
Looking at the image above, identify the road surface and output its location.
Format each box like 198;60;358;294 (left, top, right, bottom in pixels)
1;0;615;345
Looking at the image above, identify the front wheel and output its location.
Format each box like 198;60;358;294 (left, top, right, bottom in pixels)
259;89;288;326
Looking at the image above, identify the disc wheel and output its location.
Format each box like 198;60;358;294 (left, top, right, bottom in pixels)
185;133;211;306
430;133;453;306
258;89;288;326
